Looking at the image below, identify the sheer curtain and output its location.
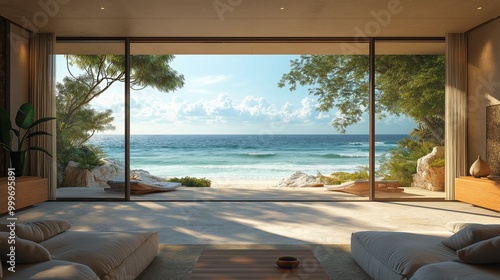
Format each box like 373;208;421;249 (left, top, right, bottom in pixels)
445;33;468;200
29;33;56;200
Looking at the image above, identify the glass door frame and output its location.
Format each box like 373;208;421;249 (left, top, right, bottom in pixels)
55;36;445;201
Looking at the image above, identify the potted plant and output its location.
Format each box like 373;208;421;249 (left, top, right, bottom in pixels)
0;103;55;176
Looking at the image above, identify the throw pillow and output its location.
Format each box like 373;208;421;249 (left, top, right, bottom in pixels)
445;221;479;233
457;236;500;264
442;224;500;250
0;220;71;243
0;232;52;263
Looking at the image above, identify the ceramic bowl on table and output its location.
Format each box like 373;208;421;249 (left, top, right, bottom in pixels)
276;256;300;268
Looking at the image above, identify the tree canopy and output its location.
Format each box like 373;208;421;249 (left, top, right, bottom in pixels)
58;54;185;143
56;54;185;185
278;55;445;143
56;76;115;147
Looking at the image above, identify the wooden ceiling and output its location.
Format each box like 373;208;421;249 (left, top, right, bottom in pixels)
1;0;499;38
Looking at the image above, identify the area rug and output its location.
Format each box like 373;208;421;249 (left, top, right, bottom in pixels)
136;244;371;280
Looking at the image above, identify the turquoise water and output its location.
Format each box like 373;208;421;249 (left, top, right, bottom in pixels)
88;134;405;180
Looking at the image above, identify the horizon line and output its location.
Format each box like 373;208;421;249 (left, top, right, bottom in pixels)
92;133;409;136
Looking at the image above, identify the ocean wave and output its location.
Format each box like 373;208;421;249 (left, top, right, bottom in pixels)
136;162;374;179
321;153;367;159
348;142;365;146
238;152;277;158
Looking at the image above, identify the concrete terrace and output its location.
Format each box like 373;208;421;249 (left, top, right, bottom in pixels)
56;185;445;201
9;200;499;245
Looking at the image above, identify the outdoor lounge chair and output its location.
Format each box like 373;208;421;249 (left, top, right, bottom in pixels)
326;180;403;196
106;180;181;194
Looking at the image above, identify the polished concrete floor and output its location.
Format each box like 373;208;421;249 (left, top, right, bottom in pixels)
56;185;445;200
7;199;499;244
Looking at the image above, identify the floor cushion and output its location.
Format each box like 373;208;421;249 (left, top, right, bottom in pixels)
351;231;454;280
410;261;500;280
3;260;99;280
40;231;158;280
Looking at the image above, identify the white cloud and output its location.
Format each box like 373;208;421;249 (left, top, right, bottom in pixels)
236;96;274;117
316;111;331;120
90;90;124;110
125;92;328;128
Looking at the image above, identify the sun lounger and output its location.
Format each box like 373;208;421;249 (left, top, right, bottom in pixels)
106;180;181;194
326;180;403;196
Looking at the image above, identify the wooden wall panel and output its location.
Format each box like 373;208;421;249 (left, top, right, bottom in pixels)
0;17;7;177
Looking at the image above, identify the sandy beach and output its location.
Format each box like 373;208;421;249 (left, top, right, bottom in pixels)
210;178;282;189
208;177;328;190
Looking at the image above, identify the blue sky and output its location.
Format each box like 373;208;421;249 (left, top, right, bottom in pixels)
56;55;415;135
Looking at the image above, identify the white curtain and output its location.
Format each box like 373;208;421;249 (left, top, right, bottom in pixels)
445;33;468;200
28;33;56;200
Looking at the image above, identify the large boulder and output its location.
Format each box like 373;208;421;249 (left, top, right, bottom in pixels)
63;158;124;188
412;146;445;191
128;169;164;183
277;171;324;188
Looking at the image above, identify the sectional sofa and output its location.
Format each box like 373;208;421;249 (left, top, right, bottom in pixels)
0;220;158;279
351;222;500;280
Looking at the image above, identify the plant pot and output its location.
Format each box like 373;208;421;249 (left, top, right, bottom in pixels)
10;151;26;177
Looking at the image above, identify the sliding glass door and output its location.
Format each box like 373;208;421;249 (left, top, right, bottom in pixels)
374;40;446;200
52;38;445;201
55;40;127;199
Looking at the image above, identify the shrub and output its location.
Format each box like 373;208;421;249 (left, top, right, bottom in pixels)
378;137;438;187
66;144;106;170
318;166;369;185
167;176;211;187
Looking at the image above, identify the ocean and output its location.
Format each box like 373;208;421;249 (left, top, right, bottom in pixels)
88;134;406;180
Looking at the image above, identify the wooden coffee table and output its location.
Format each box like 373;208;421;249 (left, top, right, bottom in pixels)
190;249;330;279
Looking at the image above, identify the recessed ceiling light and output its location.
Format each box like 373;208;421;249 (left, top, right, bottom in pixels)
100;7;105;10
477;6;483;10
280;7;285;10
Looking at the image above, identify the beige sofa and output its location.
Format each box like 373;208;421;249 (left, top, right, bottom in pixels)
0;220;158;279
351;222;500;280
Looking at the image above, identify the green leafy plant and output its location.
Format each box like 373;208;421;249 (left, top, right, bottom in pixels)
167;176;211;187
0;103;56;176
0;103;55;156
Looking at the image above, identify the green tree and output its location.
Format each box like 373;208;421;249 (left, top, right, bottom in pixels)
61;55;184;131
59;54;184;144
278;55;445;143
279;54;445;185
56;54;185;186
57;77;115;147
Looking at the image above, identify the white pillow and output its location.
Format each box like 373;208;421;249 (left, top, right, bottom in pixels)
442;224;500;250
457;236;500;264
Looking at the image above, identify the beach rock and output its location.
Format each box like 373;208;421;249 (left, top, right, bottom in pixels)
277;171;324;188
62;161;94;187
62;157;169;188
63;158;123;188
412;146;445;191
129;169;164;183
